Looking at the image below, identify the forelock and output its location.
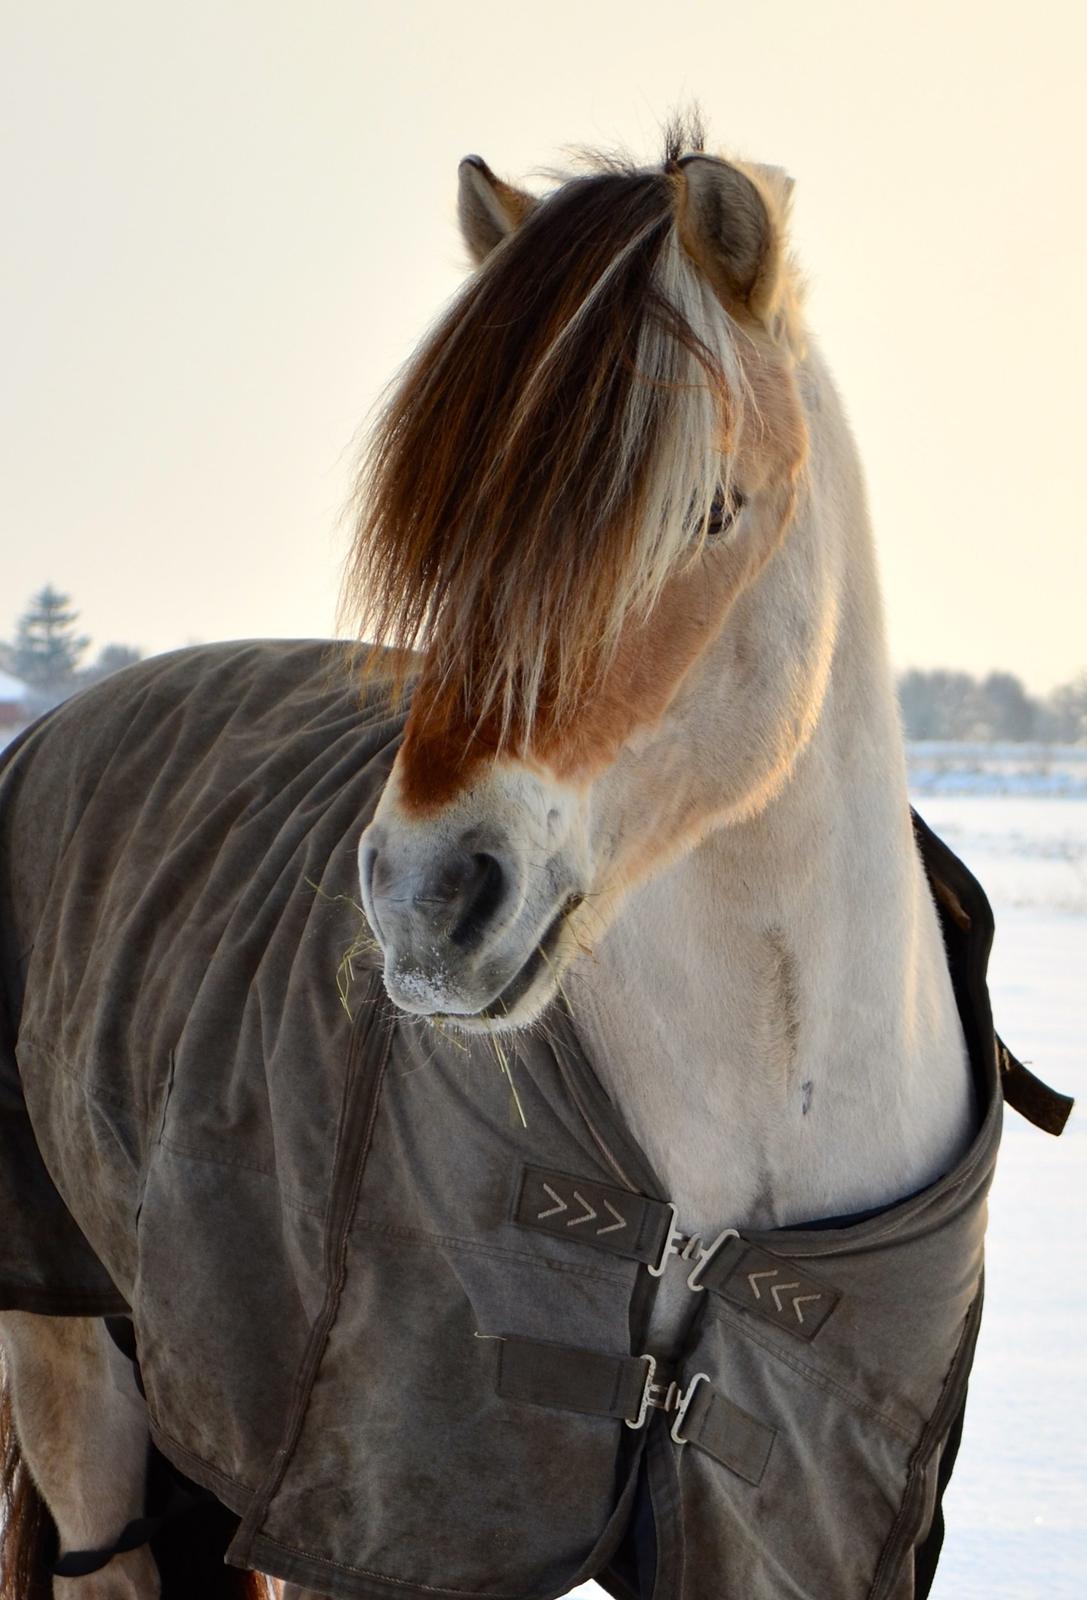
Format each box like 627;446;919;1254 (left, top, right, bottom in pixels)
343;149;745;747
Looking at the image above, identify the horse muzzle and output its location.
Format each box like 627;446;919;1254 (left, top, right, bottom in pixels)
359;820;580;1025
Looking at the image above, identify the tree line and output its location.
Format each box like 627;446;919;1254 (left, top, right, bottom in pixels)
0;585;142;713
898;668;1087;744
3;586;1086;742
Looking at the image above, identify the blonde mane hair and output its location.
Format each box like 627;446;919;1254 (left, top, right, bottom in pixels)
343;122;760;744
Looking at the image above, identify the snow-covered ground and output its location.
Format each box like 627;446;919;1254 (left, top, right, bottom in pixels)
569;793;1086;1599
909;744;1087;801
912;796;1086;1599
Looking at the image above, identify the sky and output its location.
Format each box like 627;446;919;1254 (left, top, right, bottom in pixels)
2;0;1084;692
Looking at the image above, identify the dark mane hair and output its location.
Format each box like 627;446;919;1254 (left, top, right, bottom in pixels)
343;123;741;742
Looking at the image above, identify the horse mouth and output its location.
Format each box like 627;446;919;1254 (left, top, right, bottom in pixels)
435;895;582;1029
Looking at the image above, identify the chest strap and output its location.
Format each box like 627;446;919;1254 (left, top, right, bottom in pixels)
516;1167;842;1341
515;1167;681;1271
691;1236;842;1341
491;1335;775;1485
668;1371;776;1485
495;1335;659;1423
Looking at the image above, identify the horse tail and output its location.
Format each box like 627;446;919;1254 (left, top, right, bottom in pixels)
0;1366;56;1600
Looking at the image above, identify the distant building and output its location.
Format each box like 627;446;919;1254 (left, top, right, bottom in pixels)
0;669;32;729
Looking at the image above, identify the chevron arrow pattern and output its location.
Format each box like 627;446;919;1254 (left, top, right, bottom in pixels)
537;1184;567;1220
597;1201;627;1235
770;1280;801;1312
747;1265;826;1326
791;1293;823;1325
535;1182;629;1237
525;1174;840;1336
747;1269;777;1300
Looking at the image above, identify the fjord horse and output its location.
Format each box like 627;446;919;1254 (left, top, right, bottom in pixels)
1;121;977;1598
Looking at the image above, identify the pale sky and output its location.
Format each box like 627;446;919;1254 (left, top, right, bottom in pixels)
2;0;1084;691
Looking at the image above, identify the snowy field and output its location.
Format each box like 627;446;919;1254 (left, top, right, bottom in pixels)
568;792;1087;1599
909;743;1087;801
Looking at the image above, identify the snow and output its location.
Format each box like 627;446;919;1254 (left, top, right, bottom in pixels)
908;742;1087;800
0;670;30;702
911;797;1086;1599
567;793;1087;1599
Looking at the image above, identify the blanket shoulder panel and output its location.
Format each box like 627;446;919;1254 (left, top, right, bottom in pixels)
0;640;403;1326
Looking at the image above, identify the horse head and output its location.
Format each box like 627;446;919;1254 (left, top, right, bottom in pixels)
350;126;818;1028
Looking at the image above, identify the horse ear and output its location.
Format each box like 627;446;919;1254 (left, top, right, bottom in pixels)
458;156;536;265
676;155;790;326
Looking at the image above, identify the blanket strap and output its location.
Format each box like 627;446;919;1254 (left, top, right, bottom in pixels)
53;1316;217;1577
668;1372;776;1485
513;1166;678;1268
694;1237;842;1342
997;1036;1074;1135
492;1335;775;1483
494;1335;659;1423
51;1484;209;1577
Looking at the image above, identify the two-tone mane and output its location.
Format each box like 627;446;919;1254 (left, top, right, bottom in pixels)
345;125;781;767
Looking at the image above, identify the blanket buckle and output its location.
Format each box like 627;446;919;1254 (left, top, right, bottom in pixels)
669;1372;711;1445
647;1203;684;1277
684;1228;739;1292
625;1354;681;1429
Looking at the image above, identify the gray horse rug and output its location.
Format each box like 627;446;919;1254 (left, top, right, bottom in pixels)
0;641;1072;1600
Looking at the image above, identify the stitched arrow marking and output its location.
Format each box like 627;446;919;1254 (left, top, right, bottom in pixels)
770;1281;801;1312
792;1293;823;1325
568;1191;597;1227
747;1269;778;1300
596;1200;627;1235
537;1184;568;1220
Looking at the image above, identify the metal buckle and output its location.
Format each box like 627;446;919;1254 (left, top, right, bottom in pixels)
624;1354;658;1429
685;1227;739;1292
647;1208;738;1289
648;1377;680;1415
669;1372;711;1445
647;1203;684;1278
625;1354;683;1429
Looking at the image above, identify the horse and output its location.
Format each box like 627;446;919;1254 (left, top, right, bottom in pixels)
0;118;1069;1600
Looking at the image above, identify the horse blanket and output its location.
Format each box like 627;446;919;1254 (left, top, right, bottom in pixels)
0;641;1071;1600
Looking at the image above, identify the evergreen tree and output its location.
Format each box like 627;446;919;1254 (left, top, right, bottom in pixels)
80;643;143;686
9;585;90;699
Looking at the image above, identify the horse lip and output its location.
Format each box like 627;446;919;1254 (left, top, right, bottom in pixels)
397;893;583;1027
435;893;581;1025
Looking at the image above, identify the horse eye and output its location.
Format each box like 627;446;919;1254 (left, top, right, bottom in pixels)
705;487;744;539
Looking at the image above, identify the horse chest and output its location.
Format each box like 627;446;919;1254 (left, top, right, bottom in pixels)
566;941;897;1237
567;822;982;1238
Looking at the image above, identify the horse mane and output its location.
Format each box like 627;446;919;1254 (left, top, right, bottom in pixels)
0;1378;53;1600
342;118;750;744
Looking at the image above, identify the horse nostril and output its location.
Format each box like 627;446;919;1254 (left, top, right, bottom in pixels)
365;840;514;955
450;852;508;948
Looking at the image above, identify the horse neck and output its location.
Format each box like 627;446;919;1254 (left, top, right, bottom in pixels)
566;427;974;1239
